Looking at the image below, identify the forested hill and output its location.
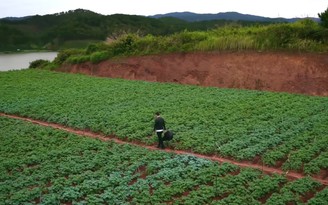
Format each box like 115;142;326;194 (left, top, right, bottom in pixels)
150;11;320;23
0;9;163;51
0;9;275;52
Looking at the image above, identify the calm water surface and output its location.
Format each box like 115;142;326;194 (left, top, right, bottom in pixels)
0;52;58;71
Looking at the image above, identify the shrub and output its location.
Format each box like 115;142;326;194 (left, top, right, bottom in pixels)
53;49;85;65
111;34;139;56
42;63;58;70
29;59;51;69
318;7;328;28
67;55;90;64
86;43;109;54
90;51;109;64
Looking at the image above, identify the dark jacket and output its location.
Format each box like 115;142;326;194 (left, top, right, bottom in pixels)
154;116;166;131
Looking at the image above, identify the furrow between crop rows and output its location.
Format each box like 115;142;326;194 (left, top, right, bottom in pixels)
2;112;327;186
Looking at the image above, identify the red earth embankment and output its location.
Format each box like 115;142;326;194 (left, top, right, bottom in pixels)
59;52;328;96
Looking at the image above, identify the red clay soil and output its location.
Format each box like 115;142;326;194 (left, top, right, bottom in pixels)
59;51;328;96
2;112;328;186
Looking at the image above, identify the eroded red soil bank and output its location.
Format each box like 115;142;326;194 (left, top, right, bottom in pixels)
59;52;328;96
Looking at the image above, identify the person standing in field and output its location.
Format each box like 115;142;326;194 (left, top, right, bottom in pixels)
154;112;166;149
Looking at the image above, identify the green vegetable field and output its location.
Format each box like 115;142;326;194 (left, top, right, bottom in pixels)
1;70;328;176
1;116;328;204
1;69;328;204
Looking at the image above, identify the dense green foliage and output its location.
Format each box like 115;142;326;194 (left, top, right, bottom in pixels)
0;9;271;52
28;59;51;69
1;116;327;204
318;7;328;28
1;70;328;175
52;19;328;66
1;8;327;57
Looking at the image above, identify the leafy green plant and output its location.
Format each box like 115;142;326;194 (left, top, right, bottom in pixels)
319;7;328;28
29;59;51;69
1;70;328;175
53;48;85;65
1;116;327;204
67;55;90;64
90;51;110;64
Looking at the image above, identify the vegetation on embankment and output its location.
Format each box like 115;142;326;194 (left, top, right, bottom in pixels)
40;18;328;69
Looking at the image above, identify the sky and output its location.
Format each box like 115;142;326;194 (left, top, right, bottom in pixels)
1;0;327;19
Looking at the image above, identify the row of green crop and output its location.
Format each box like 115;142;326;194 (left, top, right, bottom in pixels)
1;116;327;204
1;70;328;175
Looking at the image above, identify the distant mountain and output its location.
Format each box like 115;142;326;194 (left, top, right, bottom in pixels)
150;11;320;23
2;16;32;21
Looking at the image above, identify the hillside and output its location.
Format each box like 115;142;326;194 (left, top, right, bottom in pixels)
0;9;168;51
150;11;320;22
0;9;289;52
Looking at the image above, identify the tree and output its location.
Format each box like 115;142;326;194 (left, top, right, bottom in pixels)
318;7;328;28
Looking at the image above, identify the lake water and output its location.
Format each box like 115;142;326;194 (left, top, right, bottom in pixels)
0;52;58;71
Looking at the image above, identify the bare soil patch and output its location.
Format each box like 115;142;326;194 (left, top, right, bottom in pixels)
59;51;328;96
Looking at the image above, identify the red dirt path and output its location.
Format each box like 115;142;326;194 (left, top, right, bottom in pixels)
59;52;328;96
2;112;327;186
